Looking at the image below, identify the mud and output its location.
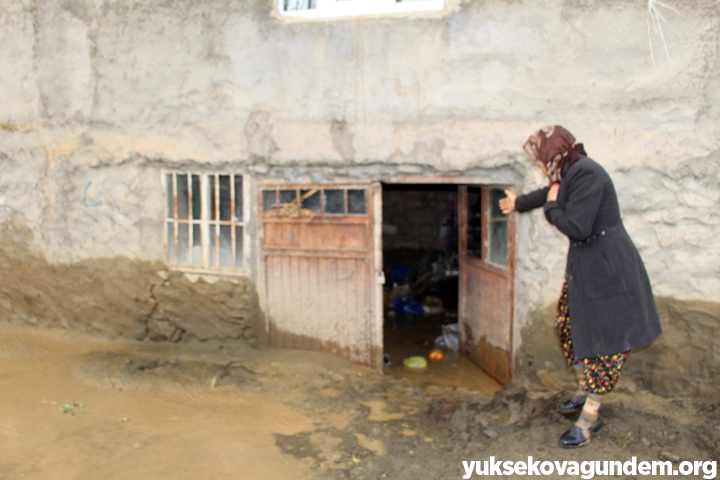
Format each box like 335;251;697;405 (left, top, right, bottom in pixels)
0;217;258;343
2;321;718;480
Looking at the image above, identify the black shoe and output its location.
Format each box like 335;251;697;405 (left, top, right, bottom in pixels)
558;418;603;448
557;394;586;413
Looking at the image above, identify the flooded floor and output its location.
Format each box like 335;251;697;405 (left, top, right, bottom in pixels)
383;315;501;393
2;321;718;480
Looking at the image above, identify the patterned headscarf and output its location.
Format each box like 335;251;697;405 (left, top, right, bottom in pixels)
523;126;586;184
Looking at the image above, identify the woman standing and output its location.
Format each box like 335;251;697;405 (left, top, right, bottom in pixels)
499;126;662;448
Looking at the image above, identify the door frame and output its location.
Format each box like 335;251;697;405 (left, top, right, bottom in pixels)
255;176;517;376
378;178;517;381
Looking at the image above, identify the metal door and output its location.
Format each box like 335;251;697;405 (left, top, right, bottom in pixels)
258;184;383;368
458;185;516;385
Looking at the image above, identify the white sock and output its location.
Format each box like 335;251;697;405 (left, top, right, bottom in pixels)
575;393;602;436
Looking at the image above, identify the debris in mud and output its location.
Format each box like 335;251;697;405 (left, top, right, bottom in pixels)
480;383;527;411
658;450;682;462
518;392;565;428
354;433;388;456
698;402;720;420
427;398;459;424
60;401;87;416
77;352;259;391
273;432;319;460
359;400;404;421
130;358;176;372
427;383;566;443
210;360;256;389
402;356;427;369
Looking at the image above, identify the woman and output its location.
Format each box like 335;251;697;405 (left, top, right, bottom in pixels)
499;126;661;448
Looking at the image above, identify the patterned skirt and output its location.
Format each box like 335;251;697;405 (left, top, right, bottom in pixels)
555;278;628;394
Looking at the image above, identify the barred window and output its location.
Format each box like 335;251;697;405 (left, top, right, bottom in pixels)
164;173;246;271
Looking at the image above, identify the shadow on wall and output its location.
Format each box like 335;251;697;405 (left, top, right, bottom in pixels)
0;216;258;344
515;297;720;399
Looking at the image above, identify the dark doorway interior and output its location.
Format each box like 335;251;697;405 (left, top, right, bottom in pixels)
381;183;464;375
381;183;502;392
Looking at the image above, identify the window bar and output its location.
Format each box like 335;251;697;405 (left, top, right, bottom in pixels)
343;188;349;215
214;174;220;268
320;187;325;216
173;173;179;265
163;174;168;262
187;174;193;260
231;174;236;269
242;175;249;266
201;174;210;269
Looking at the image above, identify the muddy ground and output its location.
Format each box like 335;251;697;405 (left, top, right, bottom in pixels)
1;321;718;480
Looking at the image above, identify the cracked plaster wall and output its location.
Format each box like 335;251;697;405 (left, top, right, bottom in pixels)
0;0;718;380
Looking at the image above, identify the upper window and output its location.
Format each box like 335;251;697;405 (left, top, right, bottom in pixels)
487;188;508;268
280;0;444;19
164;172;247;272
262;186;367;217
465;186;508;268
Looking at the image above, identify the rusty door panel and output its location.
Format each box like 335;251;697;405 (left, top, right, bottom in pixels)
461;258;511;384
458;186;515;385
259;184;380;368
265;255;371;364
263;221;369;251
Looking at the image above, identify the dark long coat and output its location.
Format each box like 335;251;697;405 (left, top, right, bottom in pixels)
515;156;661;359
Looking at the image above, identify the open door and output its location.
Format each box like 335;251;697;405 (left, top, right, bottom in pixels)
458;185;516;385
258;183;383;368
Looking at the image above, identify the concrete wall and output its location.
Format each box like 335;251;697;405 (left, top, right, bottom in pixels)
1;0;718;392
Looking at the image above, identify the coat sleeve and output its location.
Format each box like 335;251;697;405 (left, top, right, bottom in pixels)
515;187;550;213
543;167;604;240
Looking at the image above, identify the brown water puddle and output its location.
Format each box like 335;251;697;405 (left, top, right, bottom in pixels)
385;352;502;393
383;321;502;394
0;323;315;480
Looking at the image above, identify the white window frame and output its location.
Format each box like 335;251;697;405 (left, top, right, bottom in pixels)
163;172;250;275
279;0;444;20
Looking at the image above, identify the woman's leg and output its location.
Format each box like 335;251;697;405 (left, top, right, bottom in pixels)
554;278;586;412
559;352;628;448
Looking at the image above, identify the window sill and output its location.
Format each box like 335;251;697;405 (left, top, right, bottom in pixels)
167;265;250;282
278;0;445;20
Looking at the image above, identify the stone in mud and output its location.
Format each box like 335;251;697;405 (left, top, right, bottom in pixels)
273;432;318;460
427;398;458;424
519;392;565;428
482;384;528;411
449;408;473;431
658;451;681;462
147;317;181;341
131;358;175;372
483;428;499;440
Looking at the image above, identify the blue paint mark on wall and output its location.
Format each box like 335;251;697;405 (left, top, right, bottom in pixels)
83;182;102;207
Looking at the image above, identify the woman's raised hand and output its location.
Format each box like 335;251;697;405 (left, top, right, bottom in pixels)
499;189;516;214
547;183;560;202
